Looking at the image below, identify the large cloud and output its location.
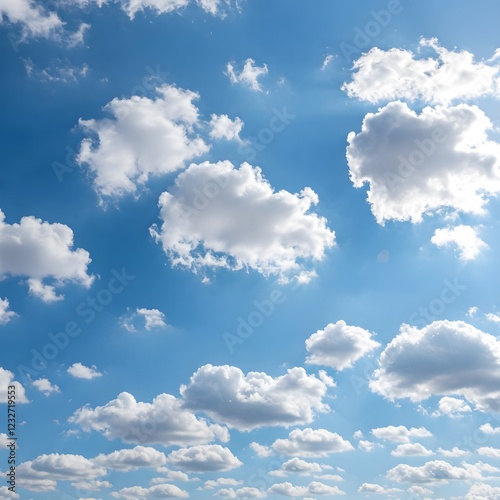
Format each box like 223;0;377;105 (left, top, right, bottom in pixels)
346;101;500;224
370;320;500;412
386;460;498;484
168;444;242;472
77;84;209;199
69;392;229;445
180;365;334;431
342;38;500;105
150;161;335;283
0;210;93;302
269;428;354;457
305;320;380;370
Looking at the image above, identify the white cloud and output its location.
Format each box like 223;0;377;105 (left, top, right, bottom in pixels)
94;446;167;471
23;58;89;83
71;479;112;490
150;161;335;283
477;447;500;458
386;460;497;484
0;0;63;39
269;458;322;477
151;468;193;483
321;55;334;71
77;84;209;199
268;481;344;496
485;312;500;324
18;453;106;481
69;391;228;446
480;423;500;434
67;362;102;380
433;397;472;418
370;320;500;412
168;444;242;472
467;306;479;317
391;443;433;457
209;114;244;142
180;365;334;431
111;484;188;499
342;38;500;105
465;483;500;499
305;320;380;370
0;210;93;301
250;442;273;457
357;483;402;495
431;225;488;261
437;447;471;458
32;378;60;396
0;433;8;447
371;425;432;444
226;58;268;92
0;367;28;403
121;308;168;332
358;440;383;452
0;486;19;498
214;487;266;498
346;101;500;224
0;298;17;325
270;428;354;457
203;478;242;489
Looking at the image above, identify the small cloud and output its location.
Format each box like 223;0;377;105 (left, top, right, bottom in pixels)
208;114;244;142
431;225;488;261
321;54;334;71
121;308;168;332
467;306;479;317
0;298;17;325
485;312;500;323
67;363;102;380
23;58;89;84
226;58;268;92
32;378;60;397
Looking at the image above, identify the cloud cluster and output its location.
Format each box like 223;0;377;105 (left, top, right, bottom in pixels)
305;320;380;370
77;84;209;199
69;391;229;445
151;161;335;283
0;210;93;302
342;38;500;105
370;320;500;411
180;365;334;430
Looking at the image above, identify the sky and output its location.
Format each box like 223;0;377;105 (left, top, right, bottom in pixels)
1;0;500;499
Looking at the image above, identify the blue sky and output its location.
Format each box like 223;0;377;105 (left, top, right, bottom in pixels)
1;1;500;499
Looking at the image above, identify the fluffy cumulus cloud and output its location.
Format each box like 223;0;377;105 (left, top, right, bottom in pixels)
209;114;244;141
214;486;266;498
0;367;27;403
371;425;432;443
269;428;354;457
94;446;167;471
465;483;500;499
391;443;433;457
32;378;60;396
433;396;472;418
180;365;334;431
477;447;500;458
67;362;102;379
150;161;335;283
480;423;500;435
357;483;402;495
0;297;17;325
69;391;229;446
342;38;500;105
305;320;380;370
226;58;268;91
121;307;168;332
203;478;242;489
268;481;344;496
77;84;209;199
0;210;93;301
168;444;242;472
111;484;188;499
431;225;488;261
370;320;500;411
386;460;498;484
346;101;500;224
0;0;63;39
17;453;107;481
